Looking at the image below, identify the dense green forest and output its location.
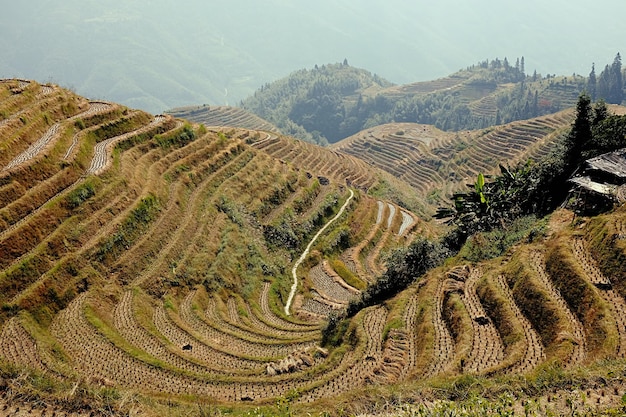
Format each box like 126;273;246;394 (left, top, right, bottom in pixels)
242;55;625;146
240;62;393;145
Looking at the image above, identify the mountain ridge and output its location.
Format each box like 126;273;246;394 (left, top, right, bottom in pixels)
240;59;589;146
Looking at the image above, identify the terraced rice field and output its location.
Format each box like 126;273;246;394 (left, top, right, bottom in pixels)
380;74;473;98
2;80;626;414
0;80;422;406
331;110;574;208
249;133;382;192
167;104;279;133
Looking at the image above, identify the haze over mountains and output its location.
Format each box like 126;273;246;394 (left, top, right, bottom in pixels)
1;0;625;113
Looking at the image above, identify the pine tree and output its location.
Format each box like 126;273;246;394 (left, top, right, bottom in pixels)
597;64;610;101
588;63;597;100
565;93;592;172
609;53;623;104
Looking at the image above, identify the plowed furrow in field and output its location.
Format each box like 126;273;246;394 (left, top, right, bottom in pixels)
530;251;587;366
425;278;455;377
0;175;82;253
113;290;226;376
309;263;355;304
4;102;113;171
0;318;46;372
203;297;289;343
63;102;115;160
0;86;56;133
376;200;384;224
86;115;167;175
366;202;396;277
398;210;416;236
262;178;307;224
299;306;388;402
495;274;545;374
152;302;262;372
180;291;315;359
51;295;274;402
572;238;626;358
130;146;248;287
0;166;78;238
572;238;612;286
248;131;276;148
227;297;240;324
400;293;419;378
462;268;505;373
244;303;318;340
301;297;340;317
347;211;383;284
372;328;409;383
259;282;319;332
3;123;61;170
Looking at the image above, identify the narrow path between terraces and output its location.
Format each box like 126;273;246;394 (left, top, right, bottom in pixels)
285;188;355;315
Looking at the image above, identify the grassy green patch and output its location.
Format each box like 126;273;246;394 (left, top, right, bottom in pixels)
459;215;546;262
330;258;366;290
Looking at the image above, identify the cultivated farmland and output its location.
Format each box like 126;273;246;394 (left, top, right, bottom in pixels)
2;80;626;416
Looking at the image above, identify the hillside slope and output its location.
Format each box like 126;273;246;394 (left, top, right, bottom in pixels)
166;105;280;133
331;109;575;209
0;80;423;414
2;80;626;416
3;1;625;114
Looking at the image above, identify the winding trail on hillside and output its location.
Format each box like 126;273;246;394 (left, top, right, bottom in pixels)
285;188;354;316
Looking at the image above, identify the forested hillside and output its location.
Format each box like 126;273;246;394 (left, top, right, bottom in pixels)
242;56;625;146
241;62;392;145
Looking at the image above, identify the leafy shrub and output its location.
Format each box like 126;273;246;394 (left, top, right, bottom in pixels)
346;237;449;317
155;124;196;149
321;313;349;347
458;215;545;261
65;182;96;209
94;194;160;263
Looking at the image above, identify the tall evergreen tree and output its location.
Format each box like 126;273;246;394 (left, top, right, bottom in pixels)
597;64;611;101
565;93;592;172
588;63;597;100
609;53;623;104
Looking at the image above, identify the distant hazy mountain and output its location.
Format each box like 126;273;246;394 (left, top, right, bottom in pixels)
1;0;624;113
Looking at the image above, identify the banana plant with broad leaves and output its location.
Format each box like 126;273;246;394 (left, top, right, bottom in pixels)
435;162;536;238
